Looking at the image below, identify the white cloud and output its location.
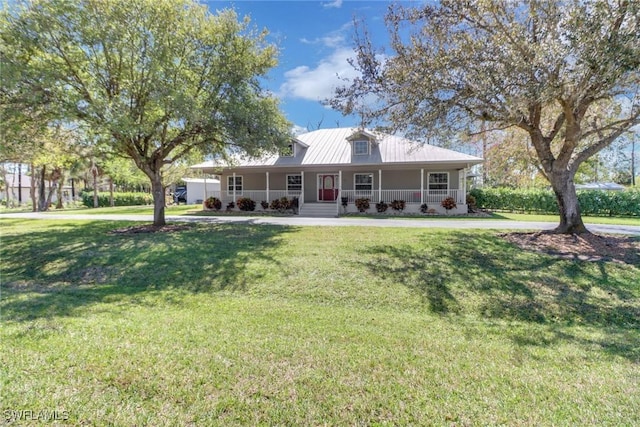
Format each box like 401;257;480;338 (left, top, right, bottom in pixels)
279;47;358;102
300;23;351;48
300;34;345;48
291;124;308;136
322;0;343;9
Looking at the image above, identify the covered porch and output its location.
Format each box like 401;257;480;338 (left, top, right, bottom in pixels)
201;166;472;215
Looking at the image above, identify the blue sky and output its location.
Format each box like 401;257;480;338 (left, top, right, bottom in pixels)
204;0;400;134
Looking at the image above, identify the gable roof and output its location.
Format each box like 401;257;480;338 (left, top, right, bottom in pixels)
191;127;483;170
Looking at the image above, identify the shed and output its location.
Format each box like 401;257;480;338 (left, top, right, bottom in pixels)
182;177;220;204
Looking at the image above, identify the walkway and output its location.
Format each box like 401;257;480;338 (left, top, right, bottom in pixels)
2;212;639;235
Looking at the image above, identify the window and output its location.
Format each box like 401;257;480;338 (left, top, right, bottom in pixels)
428;172;449;191
280;142;294;157
353;140;369;156
227;175;243;194
287;174;302;192
354;173;373;191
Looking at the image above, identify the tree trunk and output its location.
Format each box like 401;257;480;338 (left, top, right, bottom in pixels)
38;165;48;211
56;171;65;209
30;163;37;212
17;163;22;204
549;173;589;234
109;178;114;207
150;173;166;227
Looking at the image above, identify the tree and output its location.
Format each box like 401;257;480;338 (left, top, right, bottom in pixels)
482;127;548;188
2;0;290;226
332;0;640;234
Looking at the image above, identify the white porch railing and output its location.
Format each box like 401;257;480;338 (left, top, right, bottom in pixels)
204;190;302;205
340;189;464;204
204;189;464;208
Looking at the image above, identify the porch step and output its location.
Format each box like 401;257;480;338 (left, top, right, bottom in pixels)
299;203;338;217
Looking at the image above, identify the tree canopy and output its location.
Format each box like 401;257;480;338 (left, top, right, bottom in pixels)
2;0;291;225
332;0;639;233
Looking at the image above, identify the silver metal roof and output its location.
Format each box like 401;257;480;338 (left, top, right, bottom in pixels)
191;128;483;170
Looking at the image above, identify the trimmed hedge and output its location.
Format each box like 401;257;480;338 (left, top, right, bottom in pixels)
81;192;153;208
469;187;640;217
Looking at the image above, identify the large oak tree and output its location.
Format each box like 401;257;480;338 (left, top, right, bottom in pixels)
2;0;291;226
332;0;639;233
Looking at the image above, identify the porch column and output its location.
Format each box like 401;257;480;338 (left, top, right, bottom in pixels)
463;166;468;204
300;171;305;205
266;171;270;202
203;175;207;202
378;169;382;202
420;168;424;205
338;170;342;196
232;172;236;202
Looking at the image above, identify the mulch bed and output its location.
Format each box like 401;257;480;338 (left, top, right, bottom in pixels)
502;231;640;265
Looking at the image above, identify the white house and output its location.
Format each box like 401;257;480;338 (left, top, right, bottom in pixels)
191;128;483;216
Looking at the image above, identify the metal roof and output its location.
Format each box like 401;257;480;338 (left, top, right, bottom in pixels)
191;127;483;170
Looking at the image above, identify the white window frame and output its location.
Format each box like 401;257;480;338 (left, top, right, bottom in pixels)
286;174;302;193
427;172;449;192
227;175;243;195
280;142;295;157
354;173;374;192
353;140;370;156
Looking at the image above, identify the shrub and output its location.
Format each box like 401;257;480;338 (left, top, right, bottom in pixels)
269;197;296;213
226;202;235;210
237;197;256;211
81;192;153;208
204;197;222;210
355;198;370;212
469;187;640;217
466;194;477;208
390;200;406;212
376;201;388;212
260;200;269;210
441;197;457;212
420;203;429;213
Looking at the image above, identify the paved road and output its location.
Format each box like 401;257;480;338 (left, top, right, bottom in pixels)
2;212;639;235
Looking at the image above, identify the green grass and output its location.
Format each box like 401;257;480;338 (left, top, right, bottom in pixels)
1;219;638;425
32;204;199;216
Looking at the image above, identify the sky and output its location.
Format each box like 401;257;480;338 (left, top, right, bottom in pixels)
204;0;401;134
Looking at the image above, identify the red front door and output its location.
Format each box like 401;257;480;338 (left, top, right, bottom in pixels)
318;175;338;201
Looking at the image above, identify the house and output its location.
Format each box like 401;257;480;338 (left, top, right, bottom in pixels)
0;171;75;205
190;128;483;216
575;182;625;191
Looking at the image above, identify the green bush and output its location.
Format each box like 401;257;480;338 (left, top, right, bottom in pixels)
81;192;153;208
469;187;640;216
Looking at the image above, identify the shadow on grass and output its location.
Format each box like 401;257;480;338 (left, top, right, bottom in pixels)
360;232;639;361
1;219;295;322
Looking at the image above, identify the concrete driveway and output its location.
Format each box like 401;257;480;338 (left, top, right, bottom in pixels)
2;212;639;235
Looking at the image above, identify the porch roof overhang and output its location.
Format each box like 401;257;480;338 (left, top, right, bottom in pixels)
190;159;483;175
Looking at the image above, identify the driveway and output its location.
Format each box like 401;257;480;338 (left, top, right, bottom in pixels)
2;212;639;235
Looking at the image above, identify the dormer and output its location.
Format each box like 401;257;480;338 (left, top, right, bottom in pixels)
346;130;377;156
279;137;308;158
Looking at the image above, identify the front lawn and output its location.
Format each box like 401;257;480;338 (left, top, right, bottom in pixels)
1;219;638;425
